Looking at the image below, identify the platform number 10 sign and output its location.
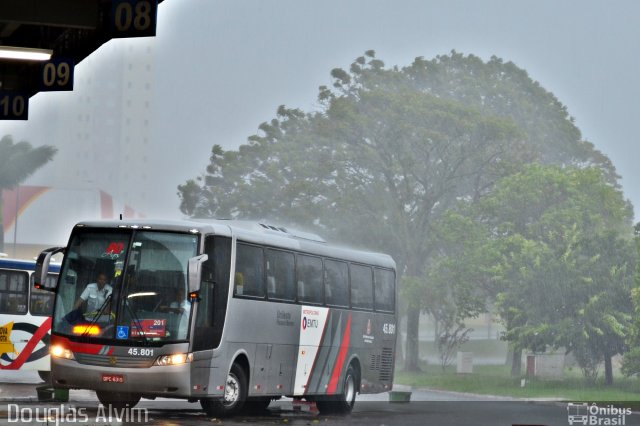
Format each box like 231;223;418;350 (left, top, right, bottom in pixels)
0;92;28;120
111;0;158;38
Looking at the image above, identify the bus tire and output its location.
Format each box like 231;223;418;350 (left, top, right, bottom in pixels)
95;391;141;410
316;365;358;415
200;363;247;417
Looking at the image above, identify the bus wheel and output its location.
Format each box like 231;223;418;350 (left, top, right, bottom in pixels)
316;365;358;415
96;391;141;410
200;363;248;417
37;371;51;384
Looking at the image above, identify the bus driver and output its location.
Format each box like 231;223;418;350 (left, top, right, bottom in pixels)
73;272;113;313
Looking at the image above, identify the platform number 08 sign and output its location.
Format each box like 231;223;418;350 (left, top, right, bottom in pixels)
111;0;158;38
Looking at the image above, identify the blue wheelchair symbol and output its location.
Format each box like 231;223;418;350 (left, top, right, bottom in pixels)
116;326;129;339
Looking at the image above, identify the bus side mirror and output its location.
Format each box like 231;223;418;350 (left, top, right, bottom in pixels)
35;246;65;292
187;254;208;293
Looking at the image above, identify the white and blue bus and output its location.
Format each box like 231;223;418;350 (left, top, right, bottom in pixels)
35;220;396;416
0;257;60;381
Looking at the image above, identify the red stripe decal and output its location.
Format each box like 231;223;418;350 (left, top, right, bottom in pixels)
302;309;331;394
326;313;351;394
0;317;51;370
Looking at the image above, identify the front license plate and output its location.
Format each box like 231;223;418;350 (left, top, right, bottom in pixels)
101;374;125;383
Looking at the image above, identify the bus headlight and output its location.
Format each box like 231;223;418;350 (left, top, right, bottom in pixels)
50;344;75;360
155;353;193;366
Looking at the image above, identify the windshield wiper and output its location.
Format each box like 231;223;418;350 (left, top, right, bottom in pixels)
123;297;149;344
82;293;112;338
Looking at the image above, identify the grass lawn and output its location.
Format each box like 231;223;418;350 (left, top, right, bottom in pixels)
394;364;640;402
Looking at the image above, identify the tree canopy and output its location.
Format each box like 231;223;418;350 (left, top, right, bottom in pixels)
448;165;634;383
179;51;625;371
0;135;57;251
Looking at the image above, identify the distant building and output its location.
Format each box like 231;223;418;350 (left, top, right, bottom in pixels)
0;38;155;257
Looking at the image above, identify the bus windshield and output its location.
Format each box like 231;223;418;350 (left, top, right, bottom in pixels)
52;228;198;343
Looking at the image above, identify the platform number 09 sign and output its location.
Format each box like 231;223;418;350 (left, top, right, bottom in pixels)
40;58;75;91
111;0;158;38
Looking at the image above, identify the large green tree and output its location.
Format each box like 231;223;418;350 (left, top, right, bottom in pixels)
621;223;640;379
0;135;57;252
179;51;616;371
459;165;634;383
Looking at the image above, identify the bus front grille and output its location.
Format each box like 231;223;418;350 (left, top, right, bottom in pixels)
74;353;155;368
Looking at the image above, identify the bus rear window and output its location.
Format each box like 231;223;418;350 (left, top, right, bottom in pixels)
374;269;395;313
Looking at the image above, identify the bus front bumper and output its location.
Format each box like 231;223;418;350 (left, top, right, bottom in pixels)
51;357;195;398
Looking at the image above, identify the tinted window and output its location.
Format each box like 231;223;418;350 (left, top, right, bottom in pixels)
374;268;395;313
0;270;28;314
324;260;349;307
235;243;264;298
194;236;231;351
30;273;57;316
350;264;373;310
296;255;323;304
266;249;295;301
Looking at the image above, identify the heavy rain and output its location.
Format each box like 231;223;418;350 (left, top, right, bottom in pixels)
1;1;640;425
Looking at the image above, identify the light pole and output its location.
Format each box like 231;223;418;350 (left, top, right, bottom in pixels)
12;185;19;257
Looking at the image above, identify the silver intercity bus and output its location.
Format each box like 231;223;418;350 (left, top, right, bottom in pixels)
35;220;396;416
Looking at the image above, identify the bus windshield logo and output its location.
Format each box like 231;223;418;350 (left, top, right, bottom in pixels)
106;242;125;255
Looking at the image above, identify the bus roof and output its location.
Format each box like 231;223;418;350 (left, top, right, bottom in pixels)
0;258;61;273
72;219;396;269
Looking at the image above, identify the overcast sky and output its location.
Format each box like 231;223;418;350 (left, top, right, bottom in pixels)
4;0;640;222
153;0;640;219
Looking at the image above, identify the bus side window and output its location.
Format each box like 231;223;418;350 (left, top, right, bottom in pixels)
30;273;56;316
324;260;348;307
350;264;373;310
296;255;323;304
235;243;264;298
0;271;28;314
265;249;295;301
